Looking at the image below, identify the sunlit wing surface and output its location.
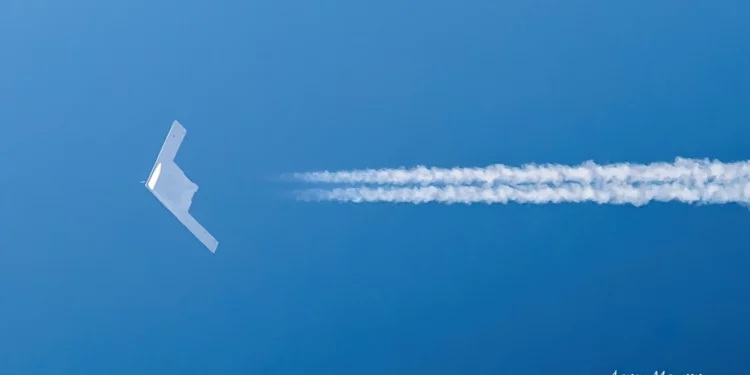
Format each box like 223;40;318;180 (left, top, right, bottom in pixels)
145;121;219;253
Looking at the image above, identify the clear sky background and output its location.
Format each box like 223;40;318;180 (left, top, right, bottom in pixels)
2;1;750;373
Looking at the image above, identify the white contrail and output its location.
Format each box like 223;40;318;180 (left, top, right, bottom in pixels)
298;181;750;206
294;158;750;187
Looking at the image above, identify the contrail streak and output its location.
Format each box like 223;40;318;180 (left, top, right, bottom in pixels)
298;181;750;206
294;158;750;187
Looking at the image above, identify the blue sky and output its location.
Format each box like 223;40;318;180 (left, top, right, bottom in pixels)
2;0;750;373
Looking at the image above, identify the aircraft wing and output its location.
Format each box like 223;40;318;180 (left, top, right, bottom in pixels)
145;121;219;253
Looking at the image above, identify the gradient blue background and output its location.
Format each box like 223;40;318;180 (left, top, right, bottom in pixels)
2;1;749;373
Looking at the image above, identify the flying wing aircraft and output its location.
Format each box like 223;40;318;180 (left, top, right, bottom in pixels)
145;121;219;253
